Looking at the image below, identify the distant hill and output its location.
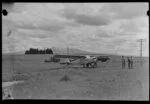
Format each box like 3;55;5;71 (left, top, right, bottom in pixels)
2;51;25;55
51;47;99;55
2;47;96;55
2;47;149;58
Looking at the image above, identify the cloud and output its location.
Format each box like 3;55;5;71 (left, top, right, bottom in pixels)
2;3;149;56
16;28;51;39
63;6;111;26
100;3;148;19
102;37;127;50
113;38;127;45
100;17;147;37
96;29;113;38
74;14;110;26
120;22;139;33
17;21;65;32
5;13;66;32
3;3;71;33
119;19;144;34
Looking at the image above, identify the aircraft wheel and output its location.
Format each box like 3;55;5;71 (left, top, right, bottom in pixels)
91;62;95;68
86;63;90;68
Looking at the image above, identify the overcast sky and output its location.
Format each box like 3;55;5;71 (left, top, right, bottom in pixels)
2;3;149;56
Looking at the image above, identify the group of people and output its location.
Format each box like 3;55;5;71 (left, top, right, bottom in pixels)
122;56;134;69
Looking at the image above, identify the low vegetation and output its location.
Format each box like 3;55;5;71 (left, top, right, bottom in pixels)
60;75;71;82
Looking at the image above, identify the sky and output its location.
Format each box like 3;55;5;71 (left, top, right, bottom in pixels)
2;3;149;56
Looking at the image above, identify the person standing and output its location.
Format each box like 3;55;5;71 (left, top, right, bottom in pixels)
122;56;126;69
130;56;133;69
127;56;131;69
66;58;70;65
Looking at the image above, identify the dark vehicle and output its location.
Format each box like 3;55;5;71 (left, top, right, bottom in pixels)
97;56;110;63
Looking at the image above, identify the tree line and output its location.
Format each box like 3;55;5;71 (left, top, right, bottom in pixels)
25;48;53;54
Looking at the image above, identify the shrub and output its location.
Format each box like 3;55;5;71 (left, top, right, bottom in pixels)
60;75;71;82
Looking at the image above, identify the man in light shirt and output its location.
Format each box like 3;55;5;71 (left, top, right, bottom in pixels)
122;56;126;69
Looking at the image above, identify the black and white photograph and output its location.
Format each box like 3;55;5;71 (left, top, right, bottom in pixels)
2;2;149;100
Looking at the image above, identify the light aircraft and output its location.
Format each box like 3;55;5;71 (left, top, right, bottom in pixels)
51;54;108;68
45;54;110;68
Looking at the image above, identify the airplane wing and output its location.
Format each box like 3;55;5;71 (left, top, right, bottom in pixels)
53;54;86;59
55;54;86;65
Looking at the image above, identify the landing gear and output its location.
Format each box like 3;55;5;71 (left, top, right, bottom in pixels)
86;62;96;68
82;61;97;68
86;63;90;68
82;63;90;68
66;62;70;65
91;62;97;68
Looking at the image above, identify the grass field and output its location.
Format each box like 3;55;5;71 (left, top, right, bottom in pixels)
2;54;149;100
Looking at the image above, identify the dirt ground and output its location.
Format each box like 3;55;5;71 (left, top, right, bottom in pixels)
2;55;149;100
